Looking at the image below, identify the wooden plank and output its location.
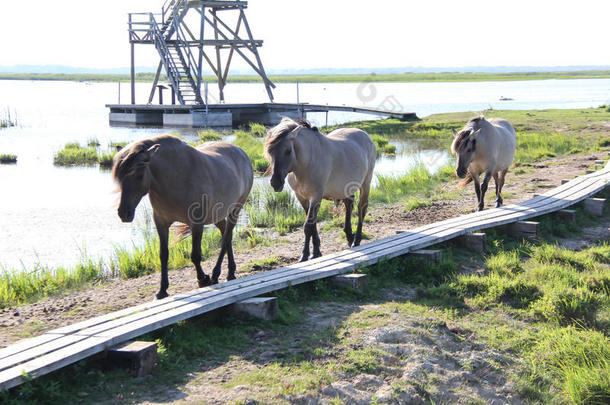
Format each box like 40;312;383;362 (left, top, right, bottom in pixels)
1;163;608;390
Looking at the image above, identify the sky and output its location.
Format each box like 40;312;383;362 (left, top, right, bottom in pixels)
1;0;609;71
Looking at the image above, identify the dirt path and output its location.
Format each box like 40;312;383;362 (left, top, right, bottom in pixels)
0;152;606;348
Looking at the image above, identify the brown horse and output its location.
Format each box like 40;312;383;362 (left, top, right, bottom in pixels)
112;134;253;299
264;118;376;262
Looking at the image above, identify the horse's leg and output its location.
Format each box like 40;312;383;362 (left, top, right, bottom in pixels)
211;218;230;284
220;210;239;281
472;173;482;212
478;171;493;211
309;199;323;259
343;197;355;247
297;197;311;262
154;217;171;299
496;169;508;208
353;181;371;247
191;224;211;288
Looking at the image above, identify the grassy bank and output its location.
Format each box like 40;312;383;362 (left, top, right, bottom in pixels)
2;70;610;84
0;226;270;309
0;154;17;164
4;203;608;404
53;140;117;168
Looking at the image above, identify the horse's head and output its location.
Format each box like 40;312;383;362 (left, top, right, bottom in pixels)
112;143;160;222
451;128;480;178
264;118;312;192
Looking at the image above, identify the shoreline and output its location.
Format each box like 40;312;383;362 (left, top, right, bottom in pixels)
1;70;610;84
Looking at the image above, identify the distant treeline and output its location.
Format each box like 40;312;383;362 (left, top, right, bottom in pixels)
1;70;610;84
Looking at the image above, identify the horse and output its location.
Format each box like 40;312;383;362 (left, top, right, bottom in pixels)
112;134;253;299
264;118;376;262
451;116;516;211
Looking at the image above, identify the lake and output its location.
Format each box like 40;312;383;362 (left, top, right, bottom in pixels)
0;78;608;270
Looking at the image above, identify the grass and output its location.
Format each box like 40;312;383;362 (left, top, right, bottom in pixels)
0;226;269;308
0;107;17;128
370;163;455;205
53;142;118;168
2;70;610;84
3;207;610;403
245;187;333;234
53;143;98;166
232;129;269;173
197;129;223;142
0;154;17;164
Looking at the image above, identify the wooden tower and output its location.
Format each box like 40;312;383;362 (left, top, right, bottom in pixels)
128;0;275;105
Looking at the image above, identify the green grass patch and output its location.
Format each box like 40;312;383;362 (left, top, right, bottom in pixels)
0;153;17;164
197;129;222;142
370;163;455;204
53;142;118;168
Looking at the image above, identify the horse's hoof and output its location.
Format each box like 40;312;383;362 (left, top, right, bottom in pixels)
351;240;361;247
495;202;503;208
299;255;309;262
227;274;236;281
155;291;169;300
197;275;211;287
210;278;219;285
310;252;322;260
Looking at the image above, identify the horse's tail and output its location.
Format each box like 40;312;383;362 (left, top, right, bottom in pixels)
458;173;473;188
172;223;191;245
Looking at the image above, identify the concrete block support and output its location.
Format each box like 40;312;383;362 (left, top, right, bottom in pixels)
584;198;606;217
409;249;443;264
232;297;278;321
555;209;577;223
107;341;158;377
330;273;368;291
456;232;487;254
504;221;539;239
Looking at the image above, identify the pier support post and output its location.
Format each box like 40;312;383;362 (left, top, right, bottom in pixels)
504;221;539;239
584;198;606;217
330;273;368;291
456;232;487;254
409;249;443;264
232;297;278;321
555;209;577;223
108;341;157;377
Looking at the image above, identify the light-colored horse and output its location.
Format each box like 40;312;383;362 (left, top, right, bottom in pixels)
112;134;253;299
451;116;516;211
264;118;376;261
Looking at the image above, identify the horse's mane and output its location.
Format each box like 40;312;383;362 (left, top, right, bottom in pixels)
112;135;182;182
450;115;485;154
263;117;319;159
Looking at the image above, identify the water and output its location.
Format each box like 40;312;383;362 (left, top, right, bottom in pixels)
1;78;608;270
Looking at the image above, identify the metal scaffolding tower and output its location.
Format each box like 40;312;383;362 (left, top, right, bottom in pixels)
128;0;275;105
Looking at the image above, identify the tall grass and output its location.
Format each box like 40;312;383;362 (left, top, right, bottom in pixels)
245;187;332;234
0;154;17;164
53;142;118;168
0;107;18;128
233;130;268;173
0;229;225;308
370;163;454;204
53;143;98;166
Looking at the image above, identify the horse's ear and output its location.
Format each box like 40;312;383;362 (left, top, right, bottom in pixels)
452;129;458;137
141;144;160;163
470;129;481;140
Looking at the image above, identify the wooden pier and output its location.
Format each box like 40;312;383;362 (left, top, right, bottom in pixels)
106;102;419;127
1;161;608;391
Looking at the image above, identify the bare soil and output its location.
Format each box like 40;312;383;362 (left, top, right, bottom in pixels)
0;152;606;349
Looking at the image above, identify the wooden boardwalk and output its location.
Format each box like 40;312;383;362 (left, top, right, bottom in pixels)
1;161;608;390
